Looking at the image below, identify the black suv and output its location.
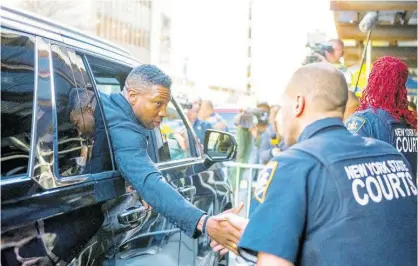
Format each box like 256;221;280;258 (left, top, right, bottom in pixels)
1;6;236;266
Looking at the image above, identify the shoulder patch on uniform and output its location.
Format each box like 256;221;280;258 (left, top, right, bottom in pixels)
254;161;278;203
344;116;366;133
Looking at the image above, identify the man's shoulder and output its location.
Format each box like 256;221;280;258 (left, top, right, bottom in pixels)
290;131;400;165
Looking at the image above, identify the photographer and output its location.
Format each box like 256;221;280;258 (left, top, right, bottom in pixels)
307;39;346;71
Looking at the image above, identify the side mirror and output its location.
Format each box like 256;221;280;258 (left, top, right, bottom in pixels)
203;130;237;164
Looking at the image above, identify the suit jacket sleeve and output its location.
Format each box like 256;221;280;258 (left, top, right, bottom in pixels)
110;122;205;238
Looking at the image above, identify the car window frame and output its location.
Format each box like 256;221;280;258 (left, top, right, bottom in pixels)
154;98;203;168
48;40;118;183
1;27;37;183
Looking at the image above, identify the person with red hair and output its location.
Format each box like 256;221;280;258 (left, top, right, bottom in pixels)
345;56;417;176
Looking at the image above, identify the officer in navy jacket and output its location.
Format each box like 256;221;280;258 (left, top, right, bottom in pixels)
210;63;417;266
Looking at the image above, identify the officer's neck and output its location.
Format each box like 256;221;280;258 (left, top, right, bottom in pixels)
296;111;344;138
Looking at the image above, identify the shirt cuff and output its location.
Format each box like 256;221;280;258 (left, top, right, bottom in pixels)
238;247;258;264
188;210;206;239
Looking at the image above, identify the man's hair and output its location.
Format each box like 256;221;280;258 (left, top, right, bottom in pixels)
358;56;416;128
125;64;172;91
67;88;96;116
287;62;348;113
328;39;344;48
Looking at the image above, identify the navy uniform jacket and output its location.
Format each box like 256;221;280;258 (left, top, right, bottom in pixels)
238;118;417;266
345;108;417;177
101;92;204;238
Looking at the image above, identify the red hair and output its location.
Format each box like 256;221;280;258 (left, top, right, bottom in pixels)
357;56;417;129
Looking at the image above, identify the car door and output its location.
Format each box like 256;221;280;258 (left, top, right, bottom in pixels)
85;54;181;266
153;99;233;266
1;29;120;265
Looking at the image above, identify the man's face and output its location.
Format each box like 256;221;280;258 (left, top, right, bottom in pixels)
326;42;344;63
128;85;171;129
70;106;95;136
275;92;301;146
198;103;213;119
187;107;199;123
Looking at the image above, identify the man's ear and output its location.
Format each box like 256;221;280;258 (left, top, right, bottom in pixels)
295;95;305;117
126;89;138;105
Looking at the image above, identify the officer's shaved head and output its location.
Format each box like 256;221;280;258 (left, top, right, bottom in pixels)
285;62;348;113
276;63;349;146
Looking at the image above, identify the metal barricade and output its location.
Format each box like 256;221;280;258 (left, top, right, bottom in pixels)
223;161;268;218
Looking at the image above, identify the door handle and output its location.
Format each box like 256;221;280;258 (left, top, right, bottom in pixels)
179;185;196;199
118;206;147;226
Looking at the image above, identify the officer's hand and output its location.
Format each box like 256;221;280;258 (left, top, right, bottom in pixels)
206;217;241;255
206;203;244;255
208;214;249;255
222;202;244;216
210;202;244;256
210;240;229;256
214;213;249;232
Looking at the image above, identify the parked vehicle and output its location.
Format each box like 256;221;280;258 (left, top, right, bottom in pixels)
1;6;236;266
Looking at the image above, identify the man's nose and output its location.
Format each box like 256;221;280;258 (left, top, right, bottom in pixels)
158;106;167;118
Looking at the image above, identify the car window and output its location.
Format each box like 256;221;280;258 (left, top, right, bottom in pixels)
51;45;112;177
1;31;35;177
156;101;195;162
85;55;133;94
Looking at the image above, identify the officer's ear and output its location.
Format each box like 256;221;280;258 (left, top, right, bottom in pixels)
294;95;305;117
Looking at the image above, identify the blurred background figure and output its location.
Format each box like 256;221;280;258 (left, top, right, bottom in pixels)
198;100;229;132
228;109;257;192
257;105;281;164
185;103;212;144
249;102;270;165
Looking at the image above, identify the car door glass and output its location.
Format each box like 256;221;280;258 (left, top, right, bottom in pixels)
1;31;35;178
85;55;132;95
157;101;194;162
52;45;112;177
69;50;114;174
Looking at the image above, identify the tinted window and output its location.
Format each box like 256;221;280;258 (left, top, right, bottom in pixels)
156;101;194;162
86;55;132;94
1;31;35;177
52;46;112;176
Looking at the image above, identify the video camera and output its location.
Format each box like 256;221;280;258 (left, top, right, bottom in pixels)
235;108;269;129
303;43;334;65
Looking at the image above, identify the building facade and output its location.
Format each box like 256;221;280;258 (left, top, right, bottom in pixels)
9;0;171;66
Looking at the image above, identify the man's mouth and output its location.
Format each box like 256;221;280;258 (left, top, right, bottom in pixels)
153;121;161;127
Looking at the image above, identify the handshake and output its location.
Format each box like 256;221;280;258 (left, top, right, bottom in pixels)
200;203;249;256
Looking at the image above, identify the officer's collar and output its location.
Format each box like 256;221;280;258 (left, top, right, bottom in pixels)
297;117;345;142
110;92;149;133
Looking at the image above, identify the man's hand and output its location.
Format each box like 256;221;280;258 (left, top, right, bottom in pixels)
205;203;244;255
210;213;249;255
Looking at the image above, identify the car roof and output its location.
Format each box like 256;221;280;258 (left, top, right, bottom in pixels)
1;5;140;66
